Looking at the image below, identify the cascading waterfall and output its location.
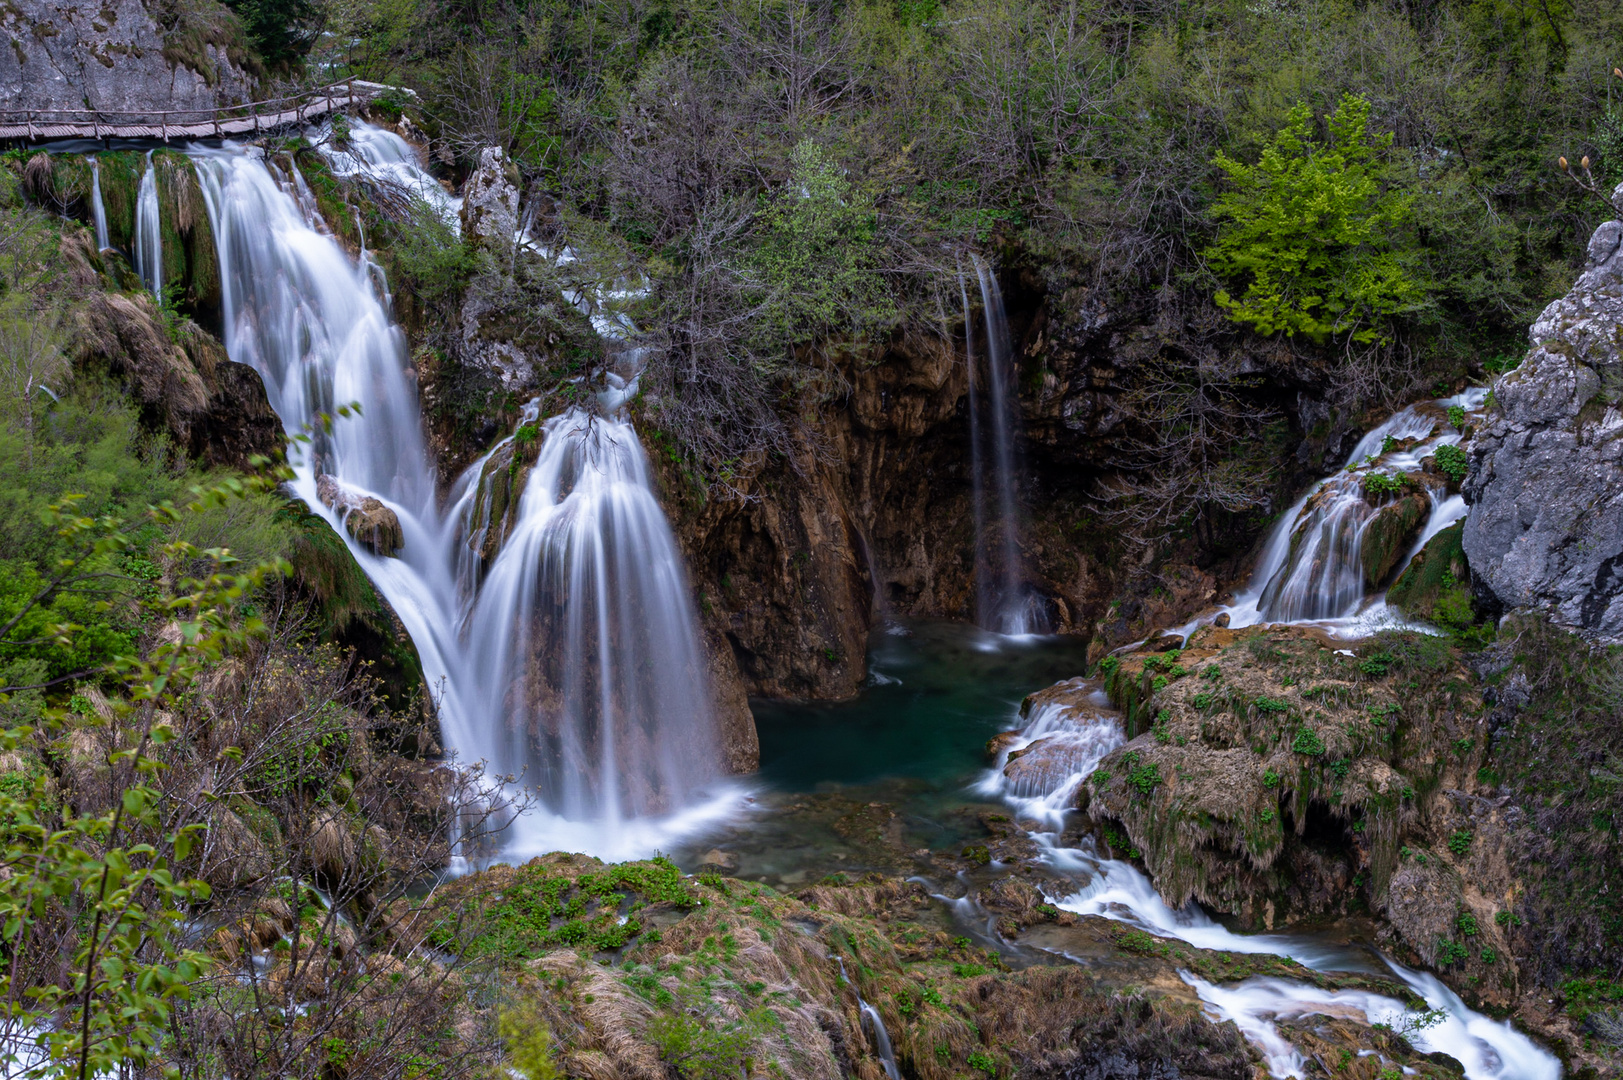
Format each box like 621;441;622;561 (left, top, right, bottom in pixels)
317;121;464;229
979;694;1560;1080
1210;388;1490;634
189;126;737;862
964;255;1048;635
89;158;110;252
135;151;162;300
454;410;721;831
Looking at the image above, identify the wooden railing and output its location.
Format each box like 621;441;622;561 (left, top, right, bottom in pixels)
0;80;404;142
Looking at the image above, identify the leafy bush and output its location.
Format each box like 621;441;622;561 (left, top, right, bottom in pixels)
1126;761;1162;796
1253;696;1289;713
1447;404;1467;429
1433;443;1468;482
1362;471;1408;497
752;141;895;352
1436;938;1470;965
1292;727;1326;756
1448;829;1473;856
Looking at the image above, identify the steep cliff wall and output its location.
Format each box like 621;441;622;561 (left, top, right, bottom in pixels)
1464;194;1623;637
1;0;256;115
664;264;1369;702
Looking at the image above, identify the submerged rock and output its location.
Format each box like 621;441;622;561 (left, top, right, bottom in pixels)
1464;197;1623;636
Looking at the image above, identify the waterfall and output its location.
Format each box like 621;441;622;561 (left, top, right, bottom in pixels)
316;121;463;230
980;695;1562;1080
965;255;1048;635
188;127;738;862
959;272;991;625
1216;388;1490;634
89;158;109;252
836;956;901;1079
135;151;162;300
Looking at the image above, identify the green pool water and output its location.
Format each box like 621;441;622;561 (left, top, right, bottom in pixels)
673;619;1093;884
753;619;1094;791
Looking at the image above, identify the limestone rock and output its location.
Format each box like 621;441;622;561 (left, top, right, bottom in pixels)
316;475;405;557
1;0;255;115
1463;195;1623;636
460;147;520;245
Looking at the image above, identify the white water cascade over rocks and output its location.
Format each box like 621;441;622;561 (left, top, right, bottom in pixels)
1198;388;1490;637
979;690;1561;1080
962;255;1049;636
88;157;110;252
189;129;738;862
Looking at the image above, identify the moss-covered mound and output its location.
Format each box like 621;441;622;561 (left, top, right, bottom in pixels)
1086;626;1519;1003
1388;522;1471;626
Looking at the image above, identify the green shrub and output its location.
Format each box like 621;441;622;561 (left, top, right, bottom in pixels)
1263;769;1281;789
1458;912;1479;937
1433;443;1468;482
1358;652;1394;676
1253;696;1289;713
1447;404;1466;429
1436;938;1470;965
1362;471;1407;497
1292;727;1325;756
967;1050;997;1076
1448;829;1472;856
1126;762;1162;796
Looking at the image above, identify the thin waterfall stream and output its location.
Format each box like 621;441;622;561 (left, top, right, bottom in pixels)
186;130;741;862
88;157;109;252
135;150;162;300
962;256;1048;636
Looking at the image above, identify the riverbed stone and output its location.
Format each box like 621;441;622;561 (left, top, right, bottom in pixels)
1463;194;1623;637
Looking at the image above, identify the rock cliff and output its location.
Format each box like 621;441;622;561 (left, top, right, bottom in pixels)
1;0;256;115
1463;192;1623;637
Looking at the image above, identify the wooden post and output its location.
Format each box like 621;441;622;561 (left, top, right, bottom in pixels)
252;100;258;134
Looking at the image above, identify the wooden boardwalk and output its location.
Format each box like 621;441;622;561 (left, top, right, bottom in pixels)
0;80;401;143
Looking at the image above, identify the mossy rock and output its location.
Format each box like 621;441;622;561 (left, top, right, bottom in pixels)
1361;491;1428;586
1388;522;1468;622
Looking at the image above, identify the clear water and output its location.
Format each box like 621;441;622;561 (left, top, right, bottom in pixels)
753;621;1091;793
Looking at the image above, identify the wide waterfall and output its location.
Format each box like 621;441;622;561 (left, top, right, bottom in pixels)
964;255;1048;636
135;151;162;300
980;695;1561;1080
189;128;736;861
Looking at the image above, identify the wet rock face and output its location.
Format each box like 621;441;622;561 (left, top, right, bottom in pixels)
316;475;405;556
1;0;255;115
1464;201;1623;636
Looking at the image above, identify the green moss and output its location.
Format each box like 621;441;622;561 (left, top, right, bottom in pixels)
1387;522;1468;623
431;857;702;961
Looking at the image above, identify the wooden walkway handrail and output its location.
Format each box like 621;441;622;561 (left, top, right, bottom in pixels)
0;80;408;143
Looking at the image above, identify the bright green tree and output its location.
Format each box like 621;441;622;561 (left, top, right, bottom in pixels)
1206;95;1422;344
